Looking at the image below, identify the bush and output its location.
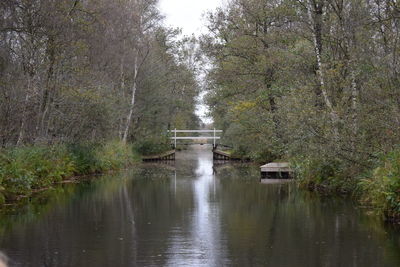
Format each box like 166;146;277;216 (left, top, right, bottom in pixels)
0;141;138;200
95;141;137;170
359;149;400;220
66;143;100;174
251;149;277;163
0;146;75;198
134;136;171;156
292;156;355;193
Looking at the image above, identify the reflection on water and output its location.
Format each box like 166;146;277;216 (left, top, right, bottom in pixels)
0;145;400;266
166;148;224;266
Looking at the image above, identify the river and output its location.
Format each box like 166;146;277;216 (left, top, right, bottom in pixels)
0;145;400;266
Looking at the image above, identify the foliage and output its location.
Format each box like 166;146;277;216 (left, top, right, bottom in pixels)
0;146;75;198
200;0;400;221
95;141;139;170
0;142;139;200
134;136;172;156
359;149;400;220
0;0;199;206
292;156;356;194
66;143;100;175
0;0;199;145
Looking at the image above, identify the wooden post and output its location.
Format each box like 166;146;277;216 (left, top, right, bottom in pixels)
213;128;216;149
174;128;176;148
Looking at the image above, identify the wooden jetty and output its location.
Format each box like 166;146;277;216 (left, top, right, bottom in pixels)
260;162;292;179
142;150;175;162
213;149;241;161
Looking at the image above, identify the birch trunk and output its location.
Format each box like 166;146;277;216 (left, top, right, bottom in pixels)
119;57;126;139
331;1;358;140
350;68;358;136
17;77;32;145
306;0;338;126
122;51;139;143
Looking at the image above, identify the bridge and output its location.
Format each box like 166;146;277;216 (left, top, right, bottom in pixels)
169;129;222;149
142;129;239;162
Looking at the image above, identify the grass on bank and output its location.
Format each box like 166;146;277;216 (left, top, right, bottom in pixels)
0;141;141;203
358;149;400;221
211;143;400;221
291;149;400;222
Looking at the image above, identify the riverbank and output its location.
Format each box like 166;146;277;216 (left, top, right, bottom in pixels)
0;141;141;204
230;145;400;223
2;145;399;266
290;149;400;223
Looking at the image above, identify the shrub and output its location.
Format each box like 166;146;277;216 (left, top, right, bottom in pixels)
292;156;355;193
0;146;75;198
0;141;138;200
66;143;100;174
359;149;400;220
95;141;137;170
251;149;277;163
134;136;171;156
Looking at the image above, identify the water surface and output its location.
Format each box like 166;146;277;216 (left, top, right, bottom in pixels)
1;145;400;266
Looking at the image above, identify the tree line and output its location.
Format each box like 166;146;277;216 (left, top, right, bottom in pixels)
0;0;199;146
201;0;400;217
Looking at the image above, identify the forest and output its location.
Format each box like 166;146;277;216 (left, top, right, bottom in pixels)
200;0;400;220
0;0;199;200
0;0;400;222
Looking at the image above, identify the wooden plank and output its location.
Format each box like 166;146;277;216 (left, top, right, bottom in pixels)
261;167;292;172
260;162;292;172
213;150;241;160
142;150;175;161
260;162;293;179
213;150;230;157
168;130;223;133
171;137;221;140
261;179;293;184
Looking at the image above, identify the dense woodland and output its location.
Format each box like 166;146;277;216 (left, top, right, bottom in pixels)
0;0;400;220
0;0;200;200
201;0;400;218
0;0;199;146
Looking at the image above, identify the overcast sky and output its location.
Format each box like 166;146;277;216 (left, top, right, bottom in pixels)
158;0;226;124
158;0;226;36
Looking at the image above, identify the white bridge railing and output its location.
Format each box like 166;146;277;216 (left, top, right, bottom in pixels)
168;129;223;148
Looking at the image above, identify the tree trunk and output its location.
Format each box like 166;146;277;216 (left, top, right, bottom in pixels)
17;76;32;145
122;51;139;144
36;36;56;142
306;0;339;127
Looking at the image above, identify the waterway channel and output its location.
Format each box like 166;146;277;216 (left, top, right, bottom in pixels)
0;145;400;266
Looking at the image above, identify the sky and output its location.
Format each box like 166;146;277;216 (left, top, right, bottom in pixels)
158;0;227;124
158;0;226;36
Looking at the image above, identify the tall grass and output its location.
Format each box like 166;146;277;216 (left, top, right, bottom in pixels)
359;149;400;221
292;150;400;221
292;156;357;194
0;141;139;202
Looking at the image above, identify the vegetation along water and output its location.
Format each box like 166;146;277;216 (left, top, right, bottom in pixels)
1;0;400;266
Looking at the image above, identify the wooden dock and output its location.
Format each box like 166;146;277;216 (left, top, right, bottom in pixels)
142;150;175;162
260;162;292;179
213;149;241;161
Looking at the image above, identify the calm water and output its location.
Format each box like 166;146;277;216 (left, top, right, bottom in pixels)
1;145;400;266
